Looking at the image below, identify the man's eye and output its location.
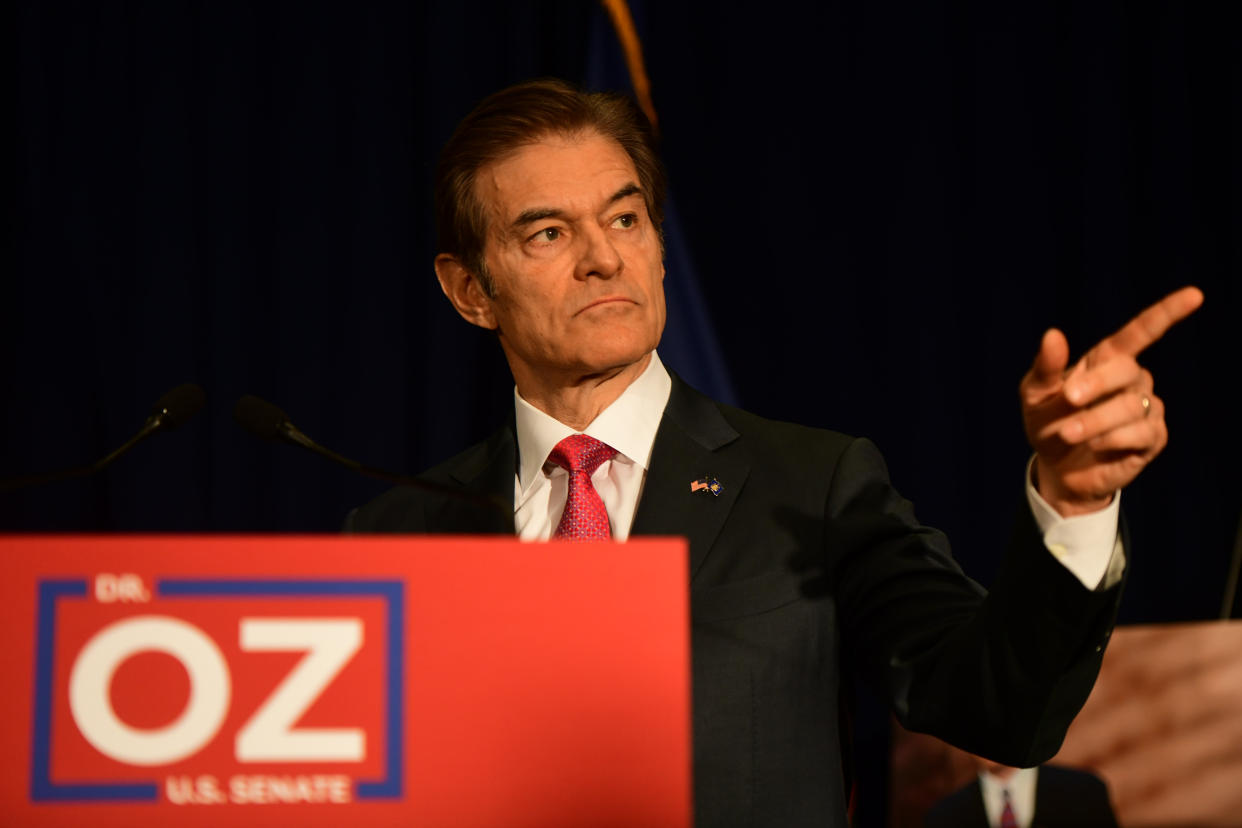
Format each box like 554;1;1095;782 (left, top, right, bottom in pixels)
613;213;637;229
532;227;560;243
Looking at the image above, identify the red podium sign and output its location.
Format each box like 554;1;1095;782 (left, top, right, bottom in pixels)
0;535;690;827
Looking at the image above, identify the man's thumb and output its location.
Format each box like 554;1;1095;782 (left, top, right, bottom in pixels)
1030;328;1070;387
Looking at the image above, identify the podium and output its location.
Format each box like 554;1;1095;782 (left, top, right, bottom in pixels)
0;535;691;827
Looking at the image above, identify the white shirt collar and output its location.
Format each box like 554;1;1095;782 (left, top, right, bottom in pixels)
978;766;1038;827
513;351;672;493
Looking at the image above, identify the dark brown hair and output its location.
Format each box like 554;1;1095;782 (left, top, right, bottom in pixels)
434;78;666;295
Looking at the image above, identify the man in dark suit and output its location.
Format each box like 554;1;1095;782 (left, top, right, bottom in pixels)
349;79;1201;826
926;762;1119;828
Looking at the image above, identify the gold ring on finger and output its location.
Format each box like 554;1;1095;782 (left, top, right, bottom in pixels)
1141;395;1151;417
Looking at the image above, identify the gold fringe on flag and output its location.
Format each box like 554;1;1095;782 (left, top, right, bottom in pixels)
599;0;658;133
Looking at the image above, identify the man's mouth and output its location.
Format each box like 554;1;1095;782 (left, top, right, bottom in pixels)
577;296;635;314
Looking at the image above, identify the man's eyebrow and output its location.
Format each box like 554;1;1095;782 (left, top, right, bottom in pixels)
607;183;643;205
509;183;645;232
511;207;565;230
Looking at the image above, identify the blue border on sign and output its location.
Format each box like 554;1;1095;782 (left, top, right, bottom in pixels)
30;577;405;802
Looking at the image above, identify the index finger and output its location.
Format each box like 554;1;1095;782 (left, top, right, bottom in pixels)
1106;286;1204;357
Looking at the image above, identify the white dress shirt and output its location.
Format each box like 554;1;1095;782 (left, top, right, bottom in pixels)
1025;459;1125;589
513;352;672;541
512;349;1123;590
979;766;1038;828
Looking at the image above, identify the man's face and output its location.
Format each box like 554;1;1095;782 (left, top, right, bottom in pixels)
470;131;666;389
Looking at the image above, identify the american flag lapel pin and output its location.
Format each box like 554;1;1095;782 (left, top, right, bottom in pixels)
690;476;723;496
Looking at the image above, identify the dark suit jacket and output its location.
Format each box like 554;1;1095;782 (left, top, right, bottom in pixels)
348;375;1122;827
925;765;1120;828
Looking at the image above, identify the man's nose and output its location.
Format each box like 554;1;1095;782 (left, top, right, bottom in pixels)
574;225;622;280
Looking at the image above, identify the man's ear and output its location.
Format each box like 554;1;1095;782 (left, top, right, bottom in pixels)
435;254;497;330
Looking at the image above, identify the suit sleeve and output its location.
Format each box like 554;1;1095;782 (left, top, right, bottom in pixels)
828;438;1122;766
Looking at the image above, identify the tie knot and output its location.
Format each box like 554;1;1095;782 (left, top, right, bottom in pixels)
548;434;617;476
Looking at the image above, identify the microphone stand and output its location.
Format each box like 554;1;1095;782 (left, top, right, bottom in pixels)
1;386;204;494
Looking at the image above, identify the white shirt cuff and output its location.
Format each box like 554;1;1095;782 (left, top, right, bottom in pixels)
1024;457;1126;590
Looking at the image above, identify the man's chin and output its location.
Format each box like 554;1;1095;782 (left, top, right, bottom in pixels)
572;344;656;380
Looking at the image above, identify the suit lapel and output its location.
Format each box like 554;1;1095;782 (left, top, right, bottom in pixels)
632;374;749;578
968;780;989;827
429;423;517;535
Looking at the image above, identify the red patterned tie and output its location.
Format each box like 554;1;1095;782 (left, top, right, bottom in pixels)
548;434;617;540
1000;789;1018;828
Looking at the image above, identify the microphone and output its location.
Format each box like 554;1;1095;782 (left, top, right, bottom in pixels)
147;383;207;432
233;394;364;473
232;394;509;516
1;383;207;494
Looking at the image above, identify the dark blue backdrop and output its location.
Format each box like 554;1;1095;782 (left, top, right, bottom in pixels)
11;3;1240;822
